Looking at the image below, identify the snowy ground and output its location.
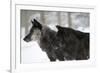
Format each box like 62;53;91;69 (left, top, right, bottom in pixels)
21;38;50;64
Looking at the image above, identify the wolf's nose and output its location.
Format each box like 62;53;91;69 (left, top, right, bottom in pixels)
23;38;30;42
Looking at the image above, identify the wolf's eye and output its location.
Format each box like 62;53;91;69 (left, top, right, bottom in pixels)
30;28;34;32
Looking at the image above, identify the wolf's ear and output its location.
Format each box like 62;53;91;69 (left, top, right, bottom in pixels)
31;19;42;30
31;19;39;25
31;19;34;24
56;25;63;30
31;19;39;24
33;19;41;25
34;19;38;22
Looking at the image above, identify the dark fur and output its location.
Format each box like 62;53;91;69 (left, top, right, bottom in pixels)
23;19;90;61
56;25;89;60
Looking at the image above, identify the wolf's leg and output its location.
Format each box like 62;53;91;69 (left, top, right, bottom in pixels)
46;52;56;61
55;49;65;61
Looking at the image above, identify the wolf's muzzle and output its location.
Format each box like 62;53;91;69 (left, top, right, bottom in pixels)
23;37;32;42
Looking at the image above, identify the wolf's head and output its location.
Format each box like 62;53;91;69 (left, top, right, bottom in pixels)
23;19;42;42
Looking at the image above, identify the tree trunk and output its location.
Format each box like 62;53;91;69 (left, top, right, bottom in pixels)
57;12;61;25
67;12;72;27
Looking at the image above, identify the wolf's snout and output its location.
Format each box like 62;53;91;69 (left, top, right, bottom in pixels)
23;37;31;42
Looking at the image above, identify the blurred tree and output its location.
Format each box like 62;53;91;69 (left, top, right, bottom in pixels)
57;12;61;25
40;11;45;25
67;12;72;27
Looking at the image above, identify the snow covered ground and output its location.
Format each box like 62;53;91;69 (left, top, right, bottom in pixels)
21;38;50;64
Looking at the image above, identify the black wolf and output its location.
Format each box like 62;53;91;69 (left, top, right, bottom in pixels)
56;25;89;60
23;19;89;61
